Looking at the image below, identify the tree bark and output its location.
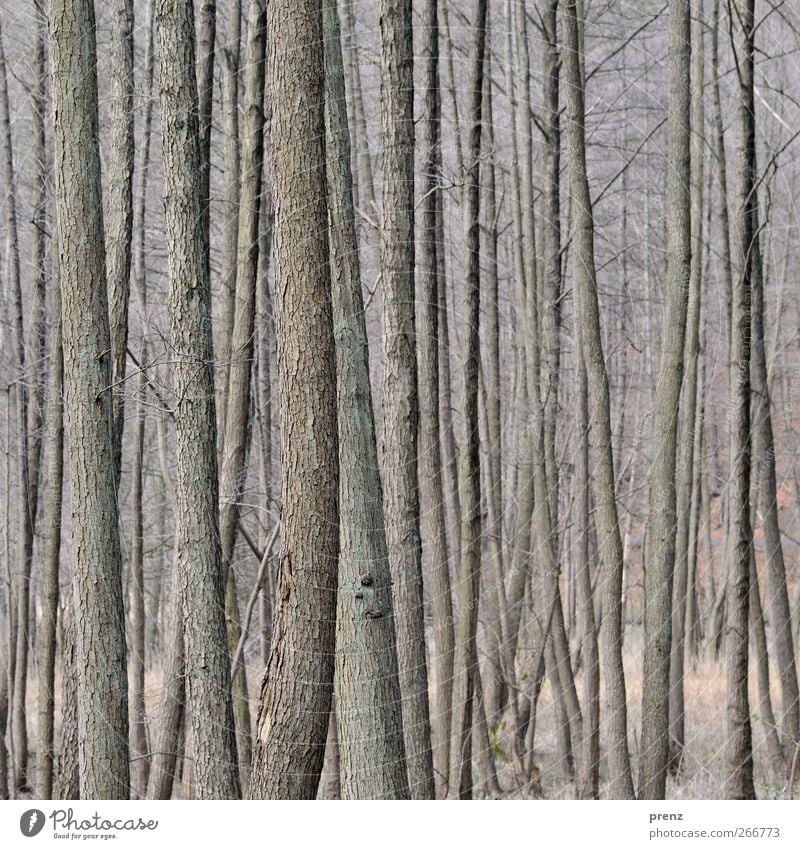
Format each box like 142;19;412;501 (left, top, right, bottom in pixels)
639;0;692;800
562;0;635;799
249;0;339;800
106;0;135;481
418;0;454;797
36;248;64;800
324;0;409;799
156;0;241;799
449;0;488;801
379;0;436;799
725;0;756;801
50;0;130;799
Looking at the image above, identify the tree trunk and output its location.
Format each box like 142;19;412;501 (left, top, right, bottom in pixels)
215;0;267;790
379;0;436;800
36;249;64;800
639;0;692;800
217;0;242;435
106;0;135;480
55;599;80;800
249;0;339;800
156;0;241;799
50;0;130;799
449;0;488;801
0;11;34;795
725;0;756;801
561;0;634;799
145;555;185;800
324;0;409;799
418;0;454;797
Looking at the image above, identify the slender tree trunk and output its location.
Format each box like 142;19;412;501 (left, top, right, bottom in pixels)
50;0;130;799
54;599;79;800
668;0;704;774
576;325;600;800
749;160;800;764
217;0;242;434
195;0;215;271
449;0;488;800
36;253;64;800
156;0;241;799
1;11;34;795
106;0;135;480
725;0;756;801
249;0;339;800
127;0;157;801
215;0;267;790
562;0;635;799
145;555;185;800
418;0;454;797
639;0;692;800
380;0;436;800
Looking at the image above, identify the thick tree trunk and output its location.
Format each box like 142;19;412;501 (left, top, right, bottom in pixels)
379;0;436;800
249;0;339;800
50;0;130;799
324;0;409;799
156;0;241;799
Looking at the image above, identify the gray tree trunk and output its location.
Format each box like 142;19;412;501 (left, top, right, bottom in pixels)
725;0;756;801
324;0;409;799
418;0;454;797
106;0;135;480
379;0;435;800
639;0;692;800
50;0;130;799
449;0;487;801
36;250;64;800
156;0;241;799
669;0;705;773
562;0;635;799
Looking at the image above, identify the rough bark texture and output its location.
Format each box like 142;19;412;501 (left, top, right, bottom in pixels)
248;0;340;800
379;0;436;800
639;0;692;800
49;0;131;799
324;0;409;799
562;0;635;799
725;0;756;801
156;0;241;799
106;0;135;481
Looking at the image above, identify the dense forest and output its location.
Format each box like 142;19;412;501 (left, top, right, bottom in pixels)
0;0;799;801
